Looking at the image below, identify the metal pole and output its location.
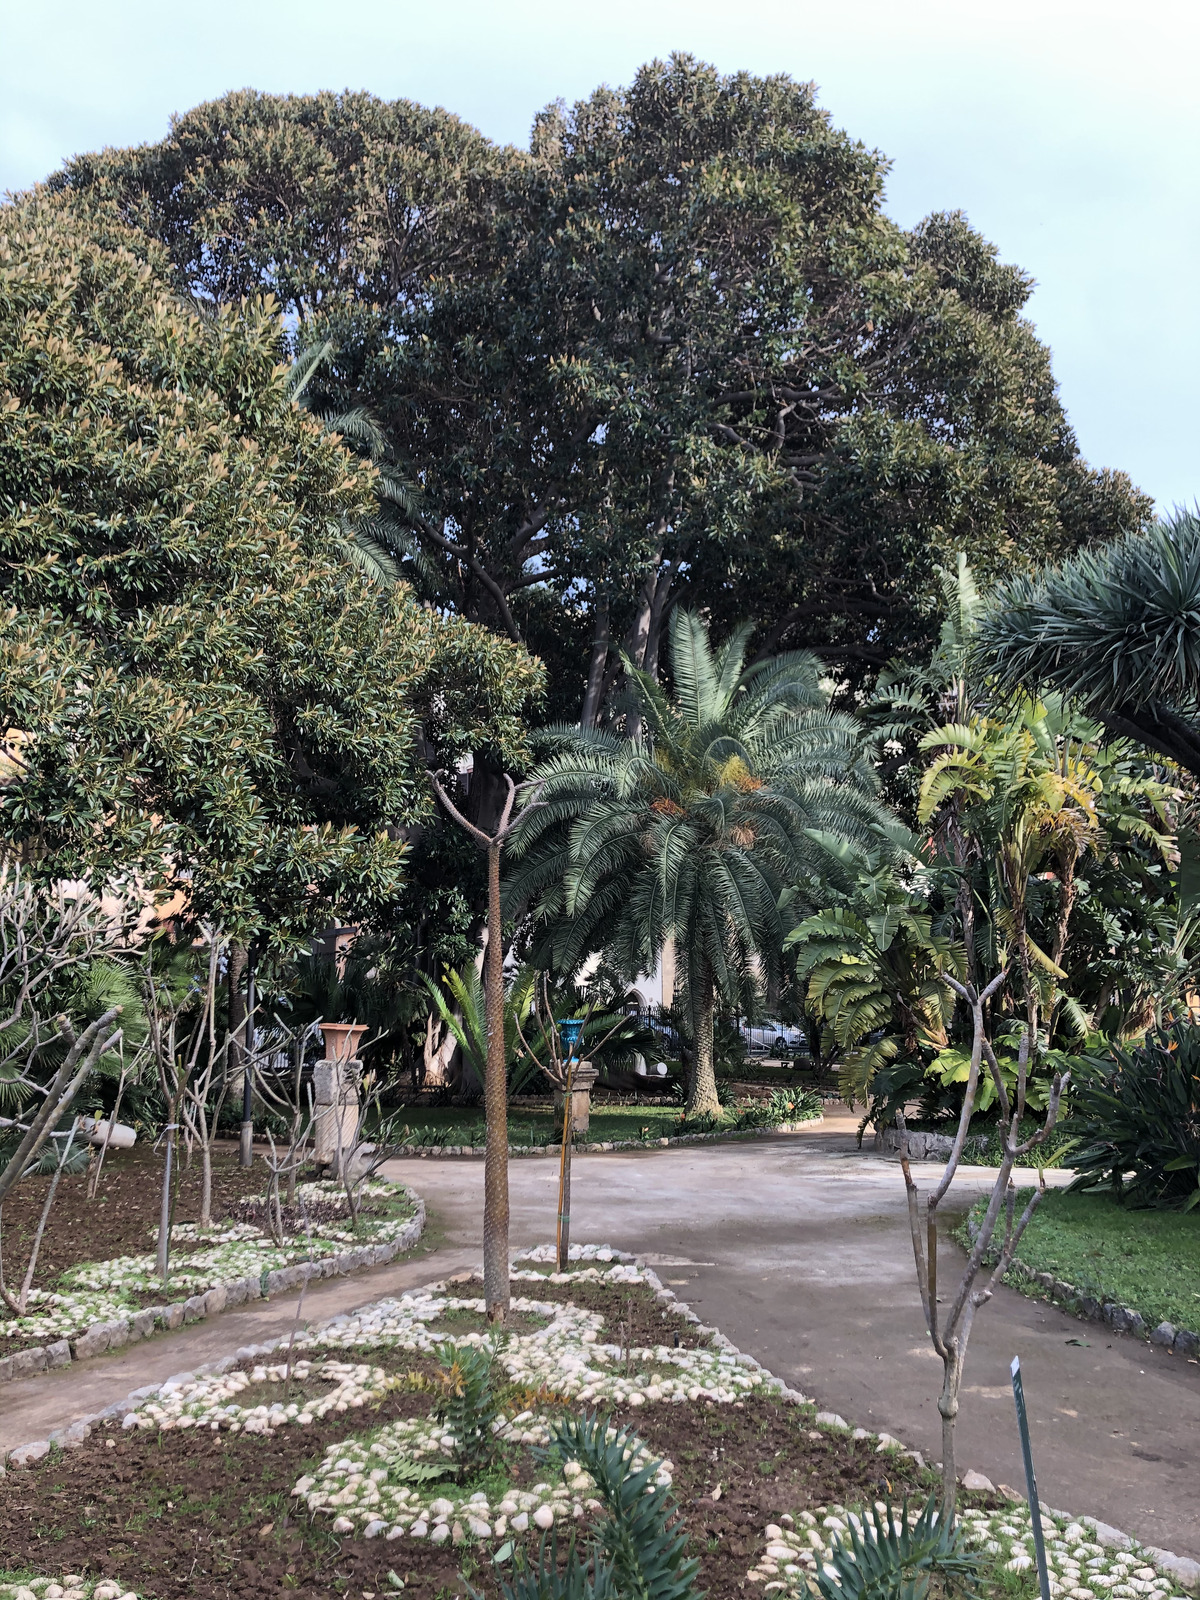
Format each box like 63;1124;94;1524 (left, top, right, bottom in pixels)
1011;1356;1052;1600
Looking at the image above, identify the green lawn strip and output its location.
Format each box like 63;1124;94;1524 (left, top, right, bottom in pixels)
386;1096;820;1150
959;1188;1200;1331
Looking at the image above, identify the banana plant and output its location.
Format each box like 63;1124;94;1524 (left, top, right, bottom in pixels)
786;828;964;1102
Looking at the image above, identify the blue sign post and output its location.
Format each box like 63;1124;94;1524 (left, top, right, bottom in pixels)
1010;1356;1052;1600
556;1019;586;1270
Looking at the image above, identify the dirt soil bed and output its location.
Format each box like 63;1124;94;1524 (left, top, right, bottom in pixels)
0;1386;951;1600
441;1271;714;1349
0;1148;269;1291
0;1261;1007;1599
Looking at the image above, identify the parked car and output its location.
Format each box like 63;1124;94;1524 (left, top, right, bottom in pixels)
738;1021;807;1057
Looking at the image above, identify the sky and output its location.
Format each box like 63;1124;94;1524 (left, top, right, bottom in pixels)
1;0;1195;517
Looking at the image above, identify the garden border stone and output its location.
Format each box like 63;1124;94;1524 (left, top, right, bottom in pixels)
1001;1254;1200;1360
0;1189;425;1388
3;1234;1194;1593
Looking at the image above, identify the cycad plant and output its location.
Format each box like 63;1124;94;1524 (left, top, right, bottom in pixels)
972;510;1200;778
813;1494;981;1600
487;1415;697;1600
506;610;884;1116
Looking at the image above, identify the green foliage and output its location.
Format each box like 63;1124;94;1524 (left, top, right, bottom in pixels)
787;828;962;1101
974;510;1200;777
1069;1022;1200;1210
814;1495;981;1600
434;1340;501;1476
490;1534;617;1600
538;1414;699;1600
54;65;1149;704
508;610;884;1112
0;194;542;949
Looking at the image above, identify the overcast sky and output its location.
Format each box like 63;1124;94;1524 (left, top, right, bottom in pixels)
2;0;1194;518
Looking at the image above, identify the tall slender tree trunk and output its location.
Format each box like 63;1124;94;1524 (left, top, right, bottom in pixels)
482;839;510;1320
686;963;720;1118
580;605;611;729
197;1105;213;1231
227;942;252;1166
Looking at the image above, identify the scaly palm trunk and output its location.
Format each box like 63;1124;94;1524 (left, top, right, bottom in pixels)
482;839;510;1321
686;962;720;1118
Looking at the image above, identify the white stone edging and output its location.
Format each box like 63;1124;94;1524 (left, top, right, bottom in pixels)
0;1192;425;1388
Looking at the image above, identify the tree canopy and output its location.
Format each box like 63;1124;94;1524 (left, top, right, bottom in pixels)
0;193;542;946
53;57;1150;723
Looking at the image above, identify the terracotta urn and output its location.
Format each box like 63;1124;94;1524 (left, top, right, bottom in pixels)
319;1020;369;1063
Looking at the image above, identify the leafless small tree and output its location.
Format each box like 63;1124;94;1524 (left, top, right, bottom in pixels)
0;872;133;1313
899;968;1070;1513
142;933;230;1280
253;1017;322;1209
513;975;630;1268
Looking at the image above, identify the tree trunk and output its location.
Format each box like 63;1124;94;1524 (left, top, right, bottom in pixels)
686;964;720;1118
197;1105;212;1231
227;942;248;1096
580;605;611;729
938;1346;963;1514
157;1107;176;1284
482;839;510;1321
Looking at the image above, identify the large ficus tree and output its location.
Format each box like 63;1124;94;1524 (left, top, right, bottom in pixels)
0;194;542;946
52;57;1149;726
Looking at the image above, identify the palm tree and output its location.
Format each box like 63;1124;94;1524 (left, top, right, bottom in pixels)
972;510;1200;777
505;610;885;1116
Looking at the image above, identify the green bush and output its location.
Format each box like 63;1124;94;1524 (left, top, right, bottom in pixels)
1070;1022;1200;1209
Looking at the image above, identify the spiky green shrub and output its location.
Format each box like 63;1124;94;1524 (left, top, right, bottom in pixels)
434;1341;500;1475
815;1496;981;1600
543;1414;699;1600
1069;1022;1200;1209
492;1533;616;1600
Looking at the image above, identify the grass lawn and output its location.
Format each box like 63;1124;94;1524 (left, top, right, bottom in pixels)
384;1098;809;1148
974;1187;1200;1332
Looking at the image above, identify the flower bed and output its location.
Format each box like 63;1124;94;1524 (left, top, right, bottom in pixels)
0;1245;1195;1600
0;1180;421;1368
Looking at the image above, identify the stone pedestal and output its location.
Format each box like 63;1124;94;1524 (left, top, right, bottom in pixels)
313;1056;362;1176
554;1060;599;1135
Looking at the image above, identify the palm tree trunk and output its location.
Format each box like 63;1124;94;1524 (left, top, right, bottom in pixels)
482;839;510;1321
686;964;720;1118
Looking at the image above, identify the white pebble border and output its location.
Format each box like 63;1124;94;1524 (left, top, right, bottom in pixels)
0;1185;425;1384
298;1420;670;1545
747;1504;1197;1599
0;1580;136;1600
3;1238;1196;1599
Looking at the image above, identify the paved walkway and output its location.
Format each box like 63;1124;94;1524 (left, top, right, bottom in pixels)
3;1115;1196;1558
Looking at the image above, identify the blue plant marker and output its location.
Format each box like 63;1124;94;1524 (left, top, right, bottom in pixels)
556;1018;586;1267
1011;1355;1052;1600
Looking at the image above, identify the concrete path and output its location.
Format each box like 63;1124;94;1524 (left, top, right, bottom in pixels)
3;1116;1196;1560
